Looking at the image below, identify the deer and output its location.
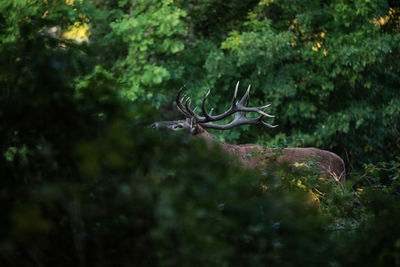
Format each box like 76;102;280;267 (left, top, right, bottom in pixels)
152;82;346;180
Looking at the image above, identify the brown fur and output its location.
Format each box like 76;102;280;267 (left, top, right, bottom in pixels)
196;128;345;179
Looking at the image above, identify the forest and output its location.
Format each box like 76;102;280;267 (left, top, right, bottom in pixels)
1;0;400;266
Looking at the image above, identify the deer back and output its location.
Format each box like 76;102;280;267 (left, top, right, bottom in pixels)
195;130;345;179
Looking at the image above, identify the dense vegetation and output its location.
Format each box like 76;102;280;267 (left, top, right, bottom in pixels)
1;0;399;266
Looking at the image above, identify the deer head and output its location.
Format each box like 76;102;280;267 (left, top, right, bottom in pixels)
151;82;278;134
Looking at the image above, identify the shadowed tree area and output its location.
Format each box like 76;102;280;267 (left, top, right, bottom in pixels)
1;0;400;266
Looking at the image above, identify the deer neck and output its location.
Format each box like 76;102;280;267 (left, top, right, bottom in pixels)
194;126;216;142
193;126;236;150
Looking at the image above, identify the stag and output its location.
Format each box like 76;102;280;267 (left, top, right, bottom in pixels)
152;82;345;179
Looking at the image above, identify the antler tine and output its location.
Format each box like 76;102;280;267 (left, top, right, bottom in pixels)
184;97;191;113
257;115;278;128
184;97;206;121
238;84;250;116
176;85;185;103
238;84;251;105
179;94;188;110
261;104;271;109
232;81;240;105
180;94;187;103
200;114;278;130
184;98;196;118
201;89;213;121
256;110;275;118
245;93;250;108
261;121;279;128
237;85;275;118
176;85;191;117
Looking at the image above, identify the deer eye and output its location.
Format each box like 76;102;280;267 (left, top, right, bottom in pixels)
173;124;184;130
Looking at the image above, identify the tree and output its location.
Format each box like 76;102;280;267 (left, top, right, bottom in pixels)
179;0;400;166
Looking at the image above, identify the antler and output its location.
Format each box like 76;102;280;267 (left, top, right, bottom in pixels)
176;82;278;130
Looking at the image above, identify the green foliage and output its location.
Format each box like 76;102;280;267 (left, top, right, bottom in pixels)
2;0;400;266
0;7;338;261
94;0;398;166
341;159;400;266
90;0;398;166
104;0;186;102
271;155;400;266
202;0;400;165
